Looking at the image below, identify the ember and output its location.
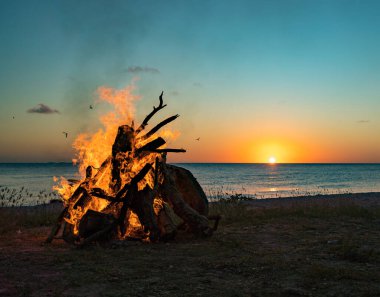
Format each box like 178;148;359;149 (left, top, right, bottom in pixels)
47;90;220;246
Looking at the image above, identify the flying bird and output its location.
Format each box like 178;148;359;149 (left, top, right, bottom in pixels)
196;137;200;141
89;105;93;109
12;116;15;119
62;132;68;138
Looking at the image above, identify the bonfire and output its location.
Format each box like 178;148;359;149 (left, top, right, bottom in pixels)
47;90;219;247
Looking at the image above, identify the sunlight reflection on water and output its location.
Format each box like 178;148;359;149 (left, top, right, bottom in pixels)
1;163;380;203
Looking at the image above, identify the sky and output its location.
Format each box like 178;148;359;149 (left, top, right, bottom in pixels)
0;0;380;163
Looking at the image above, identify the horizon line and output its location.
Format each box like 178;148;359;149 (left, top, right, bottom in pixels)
0;162;380;165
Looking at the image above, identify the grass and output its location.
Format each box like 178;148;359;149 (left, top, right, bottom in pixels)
0;194;379;296
209;195;380;226
0;204;61;234
0;185;60;207
331;236;378;263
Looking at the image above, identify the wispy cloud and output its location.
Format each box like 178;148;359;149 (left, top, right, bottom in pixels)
126;66;160;74
170;91;180;96
27;103;60;114
193;82;203;87
357;120;370;124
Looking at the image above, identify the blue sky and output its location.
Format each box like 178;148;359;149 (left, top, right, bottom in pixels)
1;0;379;162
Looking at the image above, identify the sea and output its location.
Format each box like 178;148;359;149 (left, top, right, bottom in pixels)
0;163;379;206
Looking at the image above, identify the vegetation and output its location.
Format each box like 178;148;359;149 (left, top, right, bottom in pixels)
1;194;379;296
0;185;60;207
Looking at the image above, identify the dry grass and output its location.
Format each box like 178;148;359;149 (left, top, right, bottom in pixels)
0;204;61;235
0;195;379;296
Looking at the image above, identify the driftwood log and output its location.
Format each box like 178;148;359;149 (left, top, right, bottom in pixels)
165;164;208;216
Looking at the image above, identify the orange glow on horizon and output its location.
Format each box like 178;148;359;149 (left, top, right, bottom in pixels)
246;137;306;163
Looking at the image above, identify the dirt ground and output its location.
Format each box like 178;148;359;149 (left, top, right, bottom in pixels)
0;194;379;297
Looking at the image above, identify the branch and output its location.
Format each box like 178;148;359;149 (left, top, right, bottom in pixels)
117;163;153;235
135;91;166;135
135;137;166;155
137;115;179;141
115;163;153;200
45;207;68;243
92;156;112;183
150;148;186;153
89;188;124;202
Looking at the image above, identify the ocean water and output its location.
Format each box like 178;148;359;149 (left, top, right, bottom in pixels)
177;163;380;199
0;163;379;205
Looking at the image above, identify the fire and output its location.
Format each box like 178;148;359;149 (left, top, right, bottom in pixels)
48;85;216;246
73;84;140;178
53;84;173;237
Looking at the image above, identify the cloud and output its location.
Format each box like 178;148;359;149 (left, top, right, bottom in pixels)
193;82;203;87
27;104;60;114
357;120;370;124
169;91;180;96
126;66;160;74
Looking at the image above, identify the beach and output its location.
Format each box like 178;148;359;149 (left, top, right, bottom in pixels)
1;192;379;296
3;1;380;295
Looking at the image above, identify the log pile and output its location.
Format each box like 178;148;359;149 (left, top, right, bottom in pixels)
46;92;220;247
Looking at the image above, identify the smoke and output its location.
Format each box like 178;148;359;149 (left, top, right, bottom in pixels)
58;1;149;127
169;91;180;96
27;103;60;114
126;66;160;74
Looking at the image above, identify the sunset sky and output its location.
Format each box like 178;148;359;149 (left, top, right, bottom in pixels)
1;0;380;163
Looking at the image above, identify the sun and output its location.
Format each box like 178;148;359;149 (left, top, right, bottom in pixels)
268;156;276;164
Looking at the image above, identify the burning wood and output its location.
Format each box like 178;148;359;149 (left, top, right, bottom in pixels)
47;92;220;246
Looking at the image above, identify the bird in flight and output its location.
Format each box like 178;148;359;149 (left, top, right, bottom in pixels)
12;116;15;119
62;132;68;138
196;137;200;141
89;105;93;109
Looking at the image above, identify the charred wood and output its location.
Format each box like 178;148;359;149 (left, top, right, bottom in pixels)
45;207;68;243
150;148;186;153
135;91;166;134
112;125;135;156
78;210;116;240
137;115;179;141
129;186;159;242
92;156;112;183
62;222;79;245
135;137;166;155
111;125;135;192
117;163;153;235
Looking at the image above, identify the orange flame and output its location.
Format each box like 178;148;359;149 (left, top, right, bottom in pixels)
53;83;178;239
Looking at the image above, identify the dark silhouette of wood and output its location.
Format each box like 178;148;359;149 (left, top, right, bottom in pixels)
135;91;166;134
92;156;112;182
78;210;116;240
135;137;166;155
117;163;152;234
137;115;179;141
111;125;135;192
45;207;68;243
150;148;186;153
